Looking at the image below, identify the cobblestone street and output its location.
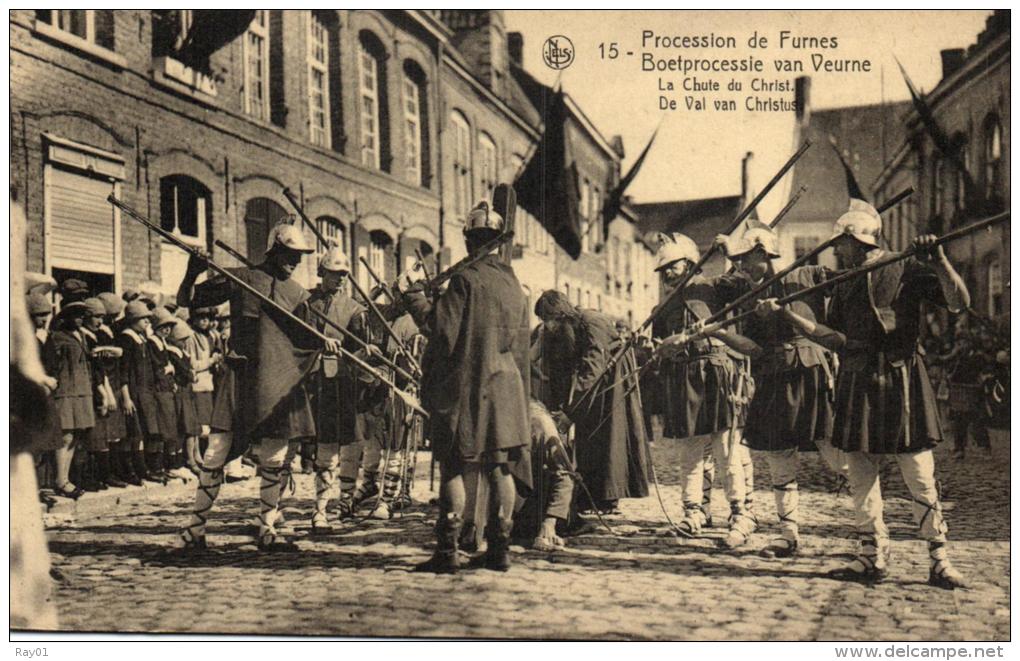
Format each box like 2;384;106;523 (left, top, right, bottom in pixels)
41;431;1009;640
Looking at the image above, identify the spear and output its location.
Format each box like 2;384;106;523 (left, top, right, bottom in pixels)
562;140;812;420
108;195;428;418
281;187;423;376
213;238;419;385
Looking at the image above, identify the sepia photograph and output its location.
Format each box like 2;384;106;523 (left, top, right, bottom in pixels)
7;7;1012;648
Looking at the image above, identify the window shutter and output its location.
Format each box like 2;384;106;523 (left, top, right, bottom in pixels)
49;167;116;274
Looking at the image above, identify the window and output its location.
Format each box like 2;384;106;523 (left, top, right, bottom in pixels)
402;61;430;187
307;13;330;148
932;156;944;218
160;176;210;247
358;32;389;171
592;185;602;249
369;231;393;282
580;178;591;253
490;29;506;95
478;132;497;199
160;176;211;295
794;236;820;265
450;111;472;217
983;116;1003;207
316;216;346;255
987;256;1003;317
953;135;969;213
244;197;289;262
36;10;115;51
243;11;269;121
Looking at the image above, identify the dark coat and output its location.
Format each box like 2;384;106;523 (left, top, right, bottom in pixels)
405;254;531;492
308;286;364;444
570;309;650;503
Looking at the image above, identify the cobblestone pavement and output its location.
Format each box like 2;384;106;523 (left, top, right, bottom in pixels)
41;430;1009;640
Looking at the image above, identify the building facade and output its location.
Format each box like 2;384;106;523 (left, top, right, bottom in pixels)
11;9;658;328
872;10;1010;319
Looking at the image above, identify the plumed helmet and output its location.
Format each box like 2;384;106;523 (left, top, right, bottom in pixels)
464;201;505;234
26;292;52;316
83;297;107;317
318;244;351;274
267;222;314;254
729;227;780;259
98;292;125;317
654;233;700;272
832;199;882;247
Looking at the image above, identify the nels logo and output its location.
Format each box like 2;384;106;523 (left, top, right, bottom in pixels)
542;35;574;70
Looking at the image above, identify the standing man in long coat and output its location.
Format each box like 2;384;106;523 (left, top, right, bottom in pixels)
177;223;341;552
401;201;531;573
535;290;650;513
760;202;969;588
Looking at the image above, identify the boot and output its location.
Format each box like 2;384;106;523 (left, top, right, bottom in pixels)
141;451;164;483
119;451;143;486
99;453;127;488
481;517;514;572
413;513;463;574
79;455;103;492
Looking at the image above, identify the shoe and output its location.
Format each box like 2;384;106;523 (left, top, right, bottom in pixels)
459;522;480;553
370;501;391;520
224;473;248;483
55;483;85;500
38;491;58;509
413;513;463;574
532;534;566;552
929;561;968;590
563;518;599;537
760;536;799;559
336;498;355;521
722;512;758;549
179;529;208;552
257;530;300;553
351;481;379;508
412;551;459;574
480;518;514;572
675;508;709;539
105;474;128;489
310;519;335;536
829;554;889;583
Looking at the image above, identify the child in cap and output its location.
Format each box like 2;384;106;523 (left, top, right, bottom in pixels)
41;299;95;499
81;298;127;490
117;301;164;483
97;292;140;485
186;308;222;471
148;307;182;481
166;318;201;477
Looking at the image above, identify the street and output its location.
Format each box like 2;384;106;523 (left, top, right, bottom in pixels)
42;432;1009;640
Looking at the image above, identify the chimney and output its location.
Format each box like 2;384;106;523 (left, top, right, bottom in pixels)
610;135;625;158
741;151;754;201
795;75;811;126
508;31;524;66
940;48;965;80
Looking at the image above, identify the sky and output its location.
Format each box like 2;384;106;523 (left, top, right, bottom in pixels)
505;10;993;220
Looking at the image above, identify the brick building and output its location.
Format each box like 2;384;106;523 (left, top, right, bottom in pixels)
872;10;1010;319
11;10;658;328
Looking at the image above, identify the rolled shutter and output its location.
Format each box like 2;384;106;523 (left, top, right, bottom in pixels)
50;167;116;274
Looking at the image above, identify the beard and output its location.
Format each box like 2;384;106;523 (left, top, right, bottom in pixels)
545;320;578;364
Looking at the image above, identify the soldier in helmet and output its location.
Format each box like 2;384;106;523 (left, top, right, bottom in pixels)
306;243;365;534
758;201;969;588
654;232;755;548
177;222;342;551
695;226;848;559
400;201;532;573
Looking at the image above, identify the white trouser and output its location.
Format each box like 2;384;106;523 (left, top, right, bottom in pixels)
845;449;948;543
679;430;745;511
764;439;849;541
338;440;383;497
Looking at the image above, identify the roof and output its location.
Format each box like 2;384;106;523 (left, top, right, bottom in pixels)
633;195;744;252
784;101;912;224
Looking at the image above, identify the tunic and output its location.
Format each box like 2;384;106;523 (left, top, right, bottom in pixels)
166;343;200;438
826;255;947;454
42;329;95;432
116;328;161;441
570;309;651;504
308;286;364;445
183;329;216;425
190;265;318;458
403;254;532;494
652;276;739;439
723;266;835;452
90;325;127;442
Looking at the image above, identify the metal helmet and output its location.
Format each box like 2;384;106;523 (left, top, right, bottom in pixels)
730;227;780;259
832;199;882;247
318;244;351;274
464;201;504;234
654;233;700;272
267;222;314;254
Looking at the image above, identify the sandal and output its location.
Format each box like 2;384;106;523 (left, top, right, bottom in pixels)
760;536;798;559
532;534;566;552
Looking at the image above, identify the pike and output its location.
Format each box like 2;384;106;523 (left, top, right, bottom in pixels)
708;210;1010;334
282;187;423;377
214;238;419;385
562;140;812;420
108;194;428;419
705;185;917;328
